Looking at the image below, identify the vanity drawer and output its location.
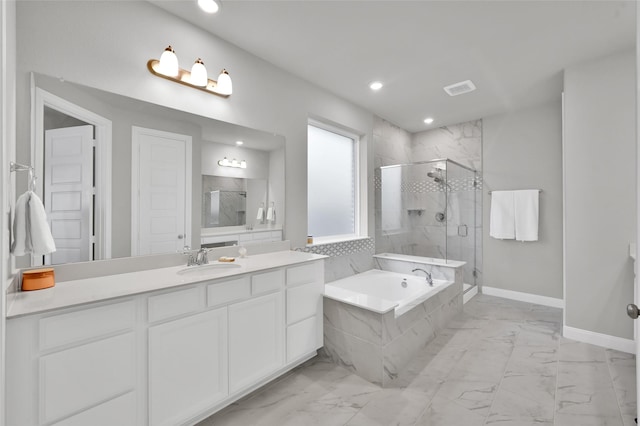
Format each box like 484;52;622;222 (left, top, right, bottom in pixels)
286;262;322;287
238;233;254;242
39;300;135;351
40;332;135;424
252;231;272;241
208;277;251;307
286;281;323;325
148;287;203;323
286;316;317;363
251;269;284;295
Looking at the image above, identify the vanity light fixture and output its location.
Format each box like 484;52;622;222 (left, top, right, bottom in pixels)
218;157;247;169
148;46;232;97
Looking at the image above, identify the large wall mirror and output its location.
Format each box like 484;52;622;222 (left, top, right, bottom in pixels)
22;72;285;267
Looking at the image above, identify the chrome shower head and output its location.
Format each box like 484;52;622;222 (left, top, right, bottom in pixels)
427;171;443;183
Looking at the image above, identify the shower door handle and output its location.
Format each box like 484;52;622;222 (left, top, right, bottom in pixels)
457;225;468;237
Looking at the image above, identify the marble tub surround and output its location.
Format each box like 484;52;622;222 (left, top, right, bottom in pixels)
200;295;635;426
374;252;465;285
323;272;463;386
7;248;324;318
296;237;376;283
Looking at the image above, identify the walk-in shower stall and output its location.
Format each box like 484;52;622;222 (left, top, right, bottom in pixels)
375;159;479;291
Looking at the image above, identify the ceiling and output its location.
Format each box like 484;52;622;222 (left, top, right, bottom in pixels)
150;0;636;133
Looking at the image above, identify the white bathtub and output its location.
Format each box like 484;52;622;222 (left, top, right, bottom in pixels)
324;269;453;317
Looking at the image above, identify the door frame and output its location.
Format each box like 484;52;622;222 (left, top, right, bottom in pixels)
130;126;192;256
31;82;112;262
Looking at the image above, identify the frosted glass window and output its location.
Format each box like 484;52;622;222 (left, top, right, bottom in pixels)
308;124;357;238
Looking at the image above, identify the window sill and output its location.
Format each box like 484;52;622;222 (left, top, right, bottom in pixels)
306;235;370;247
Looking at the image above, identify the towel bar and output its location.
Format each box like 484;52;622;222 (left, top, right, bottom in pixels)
488;189;542;195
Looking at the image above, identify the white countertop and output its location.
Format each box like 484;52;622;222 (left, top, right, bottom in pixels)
7;251;325;318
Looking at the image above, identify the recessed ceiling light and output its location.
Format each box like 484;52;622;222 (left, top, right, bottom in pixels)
198;0;221;14
235;140;244;146
424;117;434;125
369;81;383;91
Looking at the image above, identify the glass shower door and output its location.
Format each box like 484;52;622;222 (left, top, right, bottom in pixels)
445;161;477;290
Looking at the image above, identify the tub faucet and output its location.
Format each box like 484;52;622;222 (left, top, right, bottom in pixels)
412;268;433;286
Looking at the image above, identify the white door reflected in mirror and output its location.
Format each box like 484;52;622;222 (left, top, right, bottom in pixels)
132;127;192;256
44;125;94;265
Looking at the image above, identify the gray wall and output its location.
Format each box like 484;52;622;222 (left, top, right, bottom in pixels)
482;101;563;299
15;0;376;254
564;50;636;339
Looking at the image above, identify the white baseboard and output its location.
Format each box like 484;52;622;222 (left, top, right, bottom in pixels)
563;325;635;354
481;286;564;309
463;286;478;304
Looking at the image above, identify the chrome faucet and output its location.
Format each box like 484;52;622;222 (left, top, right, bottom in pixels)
182;246;209;266
412;268;433;286
195;248;209;265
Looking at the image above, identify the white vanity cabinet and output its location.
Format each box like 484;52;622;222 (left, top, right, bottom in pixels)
229;270;285;393
148;307;228;426
6;256;324;426
6;300;139;426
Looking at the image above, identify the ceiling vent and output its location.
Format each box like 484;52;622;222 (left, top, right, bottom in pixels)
443;80;476;97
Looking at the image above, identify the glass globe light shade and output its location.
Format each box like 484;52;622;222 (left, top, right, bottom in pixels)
190;58;208;87
216;69;233;95
158;46;179;77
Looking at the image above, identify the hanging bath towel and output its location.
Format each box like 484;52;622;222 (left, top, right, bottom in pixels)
489;190;515;239
514;190;539;242
11;191;56;256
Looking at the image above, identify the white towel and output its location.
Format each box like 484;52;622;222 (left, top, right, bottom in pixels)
11;192;30;256
256;207;264;221
489;191;515;239
266;206;275;222
11;191;56;256
514;190;539;242
29;192;57;254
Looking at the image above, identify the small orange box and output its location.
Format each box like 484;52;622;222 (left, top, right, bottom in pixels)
22;268;55;291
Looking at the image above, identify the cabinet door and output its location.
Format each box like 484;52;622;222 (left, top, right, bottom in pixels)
40;332;136;424
148;308;228;426
228;292;284;393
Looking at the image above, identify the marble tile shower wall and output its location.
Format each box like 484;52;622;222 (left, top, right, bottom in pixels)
373;117;483;287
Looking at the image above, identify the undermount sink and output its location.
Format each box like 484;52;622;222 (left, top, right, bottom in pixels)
177;262;242;276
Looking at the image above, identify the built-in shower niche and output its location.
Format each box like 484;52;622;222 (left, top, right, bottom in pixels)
375;159;479;291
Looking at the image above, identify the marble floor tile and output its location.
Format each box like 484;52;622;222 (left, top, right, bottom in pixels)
415;395;486;426
504;345;558;376
344;389;431;426
199;295;635;426
433;378;498;416
607;349;638;418
554;413;624;426
487;378;555;422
